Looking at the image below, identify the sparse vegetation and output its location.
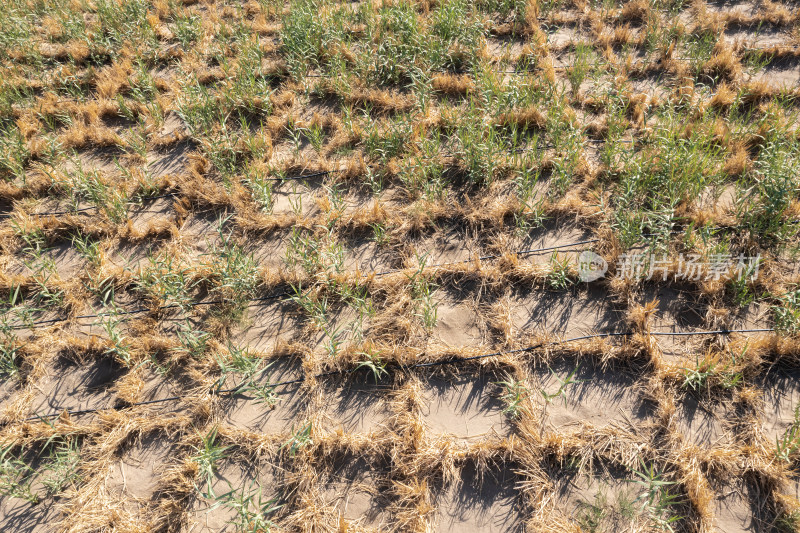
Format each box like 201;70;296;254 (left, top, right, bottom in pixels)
356;349;388;383
496;375;530;418
776;405;800;463
680;353;743;393
541;364;584;405
192;427;230;488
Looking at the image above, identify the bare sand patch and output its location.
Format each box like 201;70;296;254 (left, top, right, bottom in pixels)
516;219;593;253
698;184;738;214
421;374;509;440
342;238;395;274
544;26;581;48
73;148;123;175
295;97;340;123
320;455;392;528
711;482;757;533
512;287;622;340
704;0;758;15
156;113;186;139
28;355;124;417
107;435;175;502
271;181;320;218
341;191;378;219
750;64;800;89
629;76;672;101
725;28;792;48
134;366;190;415
433;460;521;533
413;229;477;267
180;212;223;238
0;379;19;415
245;231;289;272
147;141;193;179
433;299;485;347
642;284;707;363
511;219;592;267
177;211;228;260
5;241;85;280
532;363;652;432
127;197;174;234
222;379;306;435
758;368;800;443
675;396;734;449
106;241;157;273
230;302;298;354
321;377;393;434
49;242;86;279
172;225;226;272
0;495;61;533
485;36;525;61
644;284;706;330
712;301;771;332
